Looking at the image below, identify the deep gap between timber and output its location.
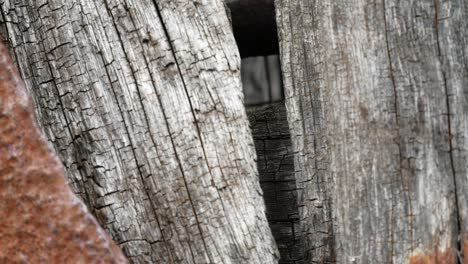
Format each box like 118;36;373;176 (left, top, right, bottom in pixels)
227;1;304;263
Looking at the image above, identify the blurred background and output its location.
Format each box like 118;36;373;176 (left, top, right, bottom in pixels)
242;55;283;105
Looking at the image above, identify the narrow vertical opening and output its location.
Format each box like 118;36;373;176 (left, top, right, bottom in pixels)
226;1;304;262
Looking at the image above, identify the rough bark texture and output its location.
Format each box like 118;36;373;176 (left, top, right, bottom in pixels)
276;0;468;263
247;102;304;264
0;1;278;263
0;41;127;264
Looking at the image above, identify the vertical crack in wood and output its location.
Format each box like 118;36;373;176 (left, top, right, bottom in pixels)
433;0;462;262
149;2;218;262
99;1;176;262
382;0;415;258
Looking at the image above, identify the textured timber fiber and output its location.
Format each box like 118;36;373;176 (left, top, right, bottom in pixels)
0;0;278;263
276;0;468;263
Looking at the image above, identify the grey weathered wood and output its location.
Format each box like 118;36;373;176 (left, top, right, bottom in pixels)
0;0;278;263
275;3;334;262
276;0;468;263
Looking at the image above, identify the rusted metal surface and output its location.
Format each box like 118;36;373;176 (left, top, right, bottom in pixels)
464;239;468;264
0;41;127;263
409;248;456;264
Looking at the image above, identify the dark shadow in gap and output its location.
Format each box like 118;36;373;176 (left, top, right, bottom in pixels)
242;56;304;263
226;1;305;262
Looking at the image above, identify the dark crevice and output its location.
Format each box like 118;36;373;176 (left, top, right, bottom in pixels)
228;1;303;262
246;102;304;264
226;0;279;58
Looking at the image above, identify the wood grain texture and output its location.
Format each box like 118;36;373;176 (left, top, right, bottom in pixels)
0;0;278;263
276;0;468;263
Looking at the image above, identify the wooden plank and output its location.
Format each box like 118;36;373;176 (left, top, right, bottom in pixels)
276;0;467;262
0;0;278;263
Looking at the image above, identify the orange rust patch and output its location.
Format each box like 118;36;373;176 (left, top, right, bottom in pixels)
0;41;127;263
463;240;468;264
409;247;457;264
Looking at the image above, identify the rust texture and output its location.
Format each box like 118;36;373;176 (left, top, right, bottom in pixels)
409;247;457;264
0;41;127;263
464;239;468;264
